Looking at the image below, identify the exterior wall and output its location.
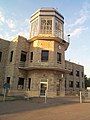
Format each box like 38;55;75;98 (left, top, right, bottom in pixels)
14;70;65;97
28;40;65;69
0;39;10;92
5;36;29;90
65;60;85;95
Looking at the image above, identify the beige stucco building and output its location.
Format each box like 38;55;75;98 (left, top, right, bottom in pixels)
0;8;85;97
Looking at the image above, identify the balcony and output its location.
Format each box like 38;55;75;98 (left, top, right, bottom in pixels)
19;62;71;74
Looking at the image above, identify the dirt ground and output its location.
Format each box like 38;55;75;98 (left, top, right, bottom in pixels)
0;97;90;120
0;103;90;120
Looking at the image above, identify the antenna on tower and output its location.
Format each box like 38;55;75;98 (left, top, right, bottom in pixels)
67;34;70;43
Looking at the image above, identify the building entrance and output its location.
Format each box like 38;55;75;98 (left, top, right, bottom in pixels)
40;82;47;96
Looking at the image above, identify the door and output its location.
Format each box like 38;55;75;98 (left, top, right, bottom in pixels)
40;83;47;96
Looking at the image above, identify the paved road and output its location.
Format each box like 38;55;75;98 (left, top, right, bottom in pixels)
0;97;79;115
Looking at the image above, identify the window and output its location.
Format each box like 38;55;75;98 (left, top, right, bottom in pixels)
55;19;63;38
28;78;31;90
57;52;61;63
82;82;84;88
20;51;27;62
69;70;73;75
41;18;52;34
30;52;33;62
69;81;73;87
0;51;2;62
41;50;49;62
31;19;38;37
7;77;10;84
10;51;13;62
76;70;79;77
76;81;80;88
18;78;24;89
82;72;84;77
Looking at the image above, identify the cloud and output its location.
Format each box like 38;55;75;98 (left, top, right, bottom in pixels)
6;19;16;29
0;11;5;23
70;27;87;37
65;1;90;38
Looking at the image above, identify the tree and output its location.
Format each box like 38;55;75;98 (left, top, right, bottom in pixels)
84;75;90;88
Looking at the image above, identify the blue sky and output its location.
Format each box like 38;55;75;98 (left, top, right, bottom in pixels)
0;0;90;77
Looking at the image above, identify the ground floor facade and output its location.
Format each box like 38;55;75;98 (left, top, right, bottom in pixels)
5;69;65;98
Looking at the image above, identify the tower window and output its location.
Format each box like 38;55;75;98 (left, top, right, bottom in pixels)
41;18;52;34
10;51;13;62
20;51;27;62
0;51;2;62
41;50;49;62
57;52;61;63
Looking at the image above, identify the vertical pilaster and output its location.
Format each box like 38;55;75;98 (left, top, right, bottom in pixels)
52;17;55;36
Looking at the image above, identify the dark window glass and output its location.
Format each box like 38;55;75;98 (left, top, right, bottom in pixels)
30;52;33;62
0;51;2;62
76;70;79;77
10;51;13;62
76;81;80;88
7;77;10;84
57;52;61;63
28;78;31;90
69;81;73;87
41;50;49;62
20;51;27;62
18;78;24;89
82;72;84;77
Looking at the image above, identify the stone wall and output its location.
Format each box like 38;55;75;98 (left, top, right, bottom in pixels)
0;39;10;92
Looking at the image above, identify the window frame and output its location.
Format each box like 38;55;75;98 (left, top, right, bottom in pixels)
20;51;27;62
0;51;2;62
57;52;61;64
41;50;49;62
30;52;33;62
69;81;73;87
10;51;13;62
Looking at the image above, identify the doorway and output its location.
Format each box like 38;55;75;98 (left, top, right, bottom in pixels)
40;82;47;96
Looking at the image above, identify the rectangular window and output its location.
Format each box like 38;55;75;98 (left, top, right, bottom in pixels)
69;81;73;87
41;50;49;62
18;77;24;89
69;70;73;75
10;51;13;62
57;52;61;63
76;70;79;77
30;52;33;62
28;78;31;90
76;81;80;88
82;72;84;77
20;51;27;62
7;77;10;84
0;51;2;62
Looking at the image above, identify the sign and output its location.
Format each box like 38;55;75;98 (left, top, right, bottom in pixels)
3;83;10;90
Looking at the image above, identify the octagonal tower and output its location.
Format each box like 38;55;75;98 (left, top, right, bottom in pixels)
27;8;70;97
